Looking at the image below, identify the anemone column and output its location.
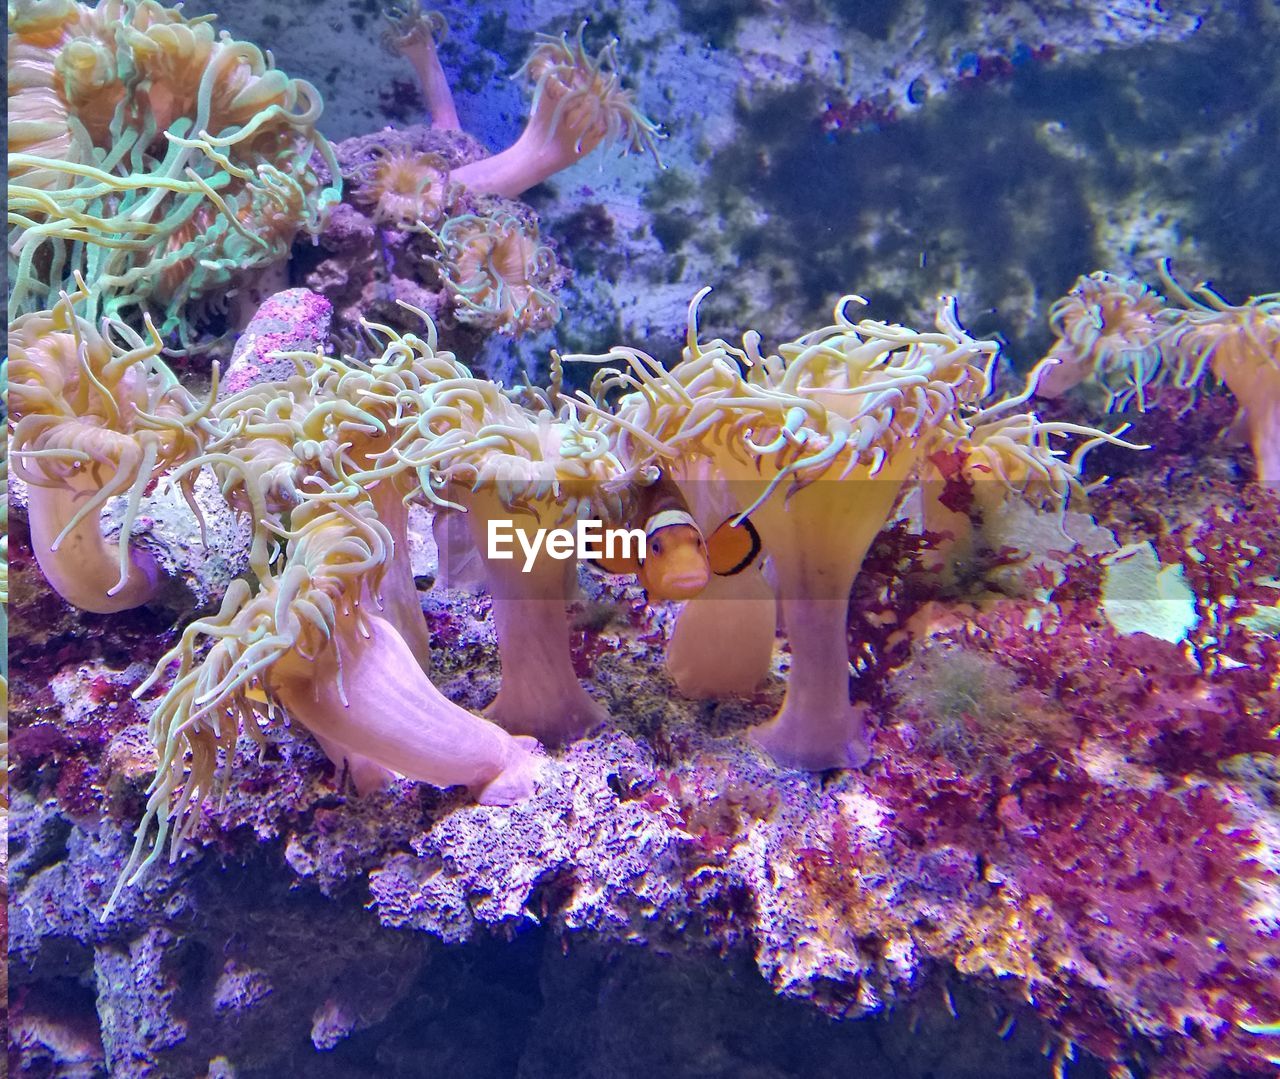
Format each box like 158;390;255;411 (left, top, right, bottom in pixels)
666;567;777;699
383;8;461;132
269;613;540;805
365;480;434;670
24;480;162;613
722;453;916;771
1211;348;1280;487
462;490;607;745
664;462;776;699
1251;391;1280;486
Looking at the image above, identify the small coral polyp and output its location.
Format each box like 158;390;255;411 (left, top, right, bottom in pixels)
432;212;563;335
451;25;661;199
7;0;340;332
8;279;215;613
309;18;660;348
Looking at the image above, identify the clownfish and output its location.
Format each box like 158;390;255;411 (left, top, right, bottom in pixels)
592;474;762;601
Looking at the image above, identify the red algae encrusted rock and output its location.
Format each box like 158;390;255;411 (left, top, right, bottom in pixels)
10;484;1279;1077
222;289;335;397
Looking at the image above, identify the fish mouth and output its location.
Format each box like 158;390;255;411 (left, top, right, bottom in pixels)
658;572;711;600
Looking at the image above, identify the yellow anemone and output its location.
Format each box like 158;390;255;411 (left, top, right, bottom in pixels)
377;373;626;744
571;289;997;770
8;278;215;612
1162;261;1280;485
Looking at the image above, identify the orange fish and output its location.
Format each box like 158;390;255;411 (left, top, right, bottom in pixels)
592;474;761;601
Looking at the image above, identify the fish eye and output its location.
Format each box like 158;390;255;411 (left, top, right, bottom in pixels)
651;539;663;554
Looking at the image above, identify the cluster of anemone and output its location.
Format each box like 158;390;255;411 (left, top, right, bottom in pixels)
7;0;341;336
360;18;661;339
567;291;1138;769
1036;262;1280;485
1159;265;1280;485
5;279;1152;905
333;148;568;340
92;311;633;901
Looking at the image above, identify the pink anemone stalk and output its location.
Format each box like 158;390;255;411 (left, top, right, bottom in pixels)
452;24;661;199
112;493;542;910
382;5;460;131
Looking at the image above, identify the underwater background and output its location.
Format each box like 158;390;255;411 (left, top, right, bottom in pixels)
5;0;1279;1076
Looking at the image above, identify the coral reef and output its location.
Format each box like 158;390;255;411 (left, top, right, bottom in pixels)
8;469;1278;1075
6;2;1279;1079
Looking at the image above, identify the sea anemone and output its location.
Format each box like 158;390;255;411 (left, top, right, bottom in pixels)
7;0;340;334
378;374;624;744
349;146;454;228
1036;272;1178;409
1162;262;1280;485
430;211;564;335
920;357;1143;587
451;24;661;199
111;489;542;909
8;279;216;613
382;4;460;132
572;289;997;770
